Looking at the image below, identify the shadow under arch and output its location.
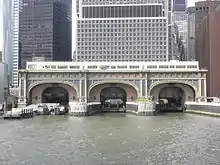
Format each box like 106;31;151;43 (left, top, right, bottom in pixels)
28;83;78;105
158;86;186;107
149;81;196;102
100;87;127;102
88;82;138;102
42;87;69;105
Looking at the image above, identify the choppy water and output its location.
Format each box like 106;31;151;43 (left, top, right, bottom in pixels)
0;113;220;165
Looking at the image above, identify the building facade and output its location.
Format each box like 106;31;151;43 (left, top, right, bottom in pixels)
187;7;196;61
19;0;72;69
18;61;207;107
3;0;13;85
0;51;2;62
195;1;220;65
173;0;187;12
2;0;20;87
172;0;187;61
76;0;171;62
198;4;220;97
0;62;9;104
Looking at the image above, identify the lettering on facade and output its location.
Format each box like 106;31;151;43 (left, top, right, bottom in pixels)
100;65;109;70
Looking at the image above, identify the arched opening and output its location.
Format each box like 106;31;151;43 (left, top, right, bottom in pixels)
150;83;196;112
29;83;77;105
159;86;185;111
42;87;69;105
100;87;127;112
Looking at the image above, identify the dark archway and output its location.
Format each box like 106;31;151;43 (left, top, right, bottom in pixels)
100;87;127;111
159;86;185;107
158;86;185;111
42;87;69;105
100;87;127;102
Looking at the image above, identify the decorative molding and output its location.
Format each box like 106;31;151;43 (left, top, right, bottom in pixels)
27;80;79;98
88;80;139;95
148;80;198;97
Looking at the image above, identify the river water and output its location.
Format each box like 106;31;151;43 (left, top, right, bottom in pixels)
1;113;220;165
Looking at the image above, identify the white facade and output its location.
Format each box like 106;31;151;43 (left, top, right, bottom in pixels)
76;0;170;62
3;0;13;79
12;0;20;87
26;61;200;71
3;0;20;87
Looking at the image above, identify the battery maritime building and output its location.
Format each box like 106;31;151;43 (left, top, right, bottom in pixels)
76;0;172;62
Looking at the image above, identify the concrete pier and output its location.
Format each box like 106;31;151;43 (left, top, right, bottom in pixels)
3;108;34;119
69;102;87;116
137;102;156;116
186;102;220;117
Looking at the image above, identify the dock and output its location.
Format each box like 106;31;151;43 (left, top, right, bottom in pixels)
3;107;34;119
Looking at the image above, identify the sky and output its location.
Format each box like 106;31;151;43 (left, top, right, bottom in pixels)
0;0;202;52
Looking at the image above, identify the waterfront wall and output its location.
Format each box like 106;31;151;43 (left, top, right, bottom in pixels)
69;102;154;116
186;102;220;114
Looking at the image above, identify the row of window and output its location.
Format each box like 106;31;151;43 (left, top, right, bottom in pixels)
82;0;166;5
78;23;166;28
79;19;166;24
78;38;168;42
79;54;166;59
78;34;167;38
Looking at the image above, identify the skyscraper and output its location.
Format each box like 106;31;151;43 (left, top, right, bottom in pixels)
3;0;19;87
19;0;72;69
172;0;187;60
173;0;187;12
187;7;196;61
0;51;2;62
195;1;220;65
76;0;171;62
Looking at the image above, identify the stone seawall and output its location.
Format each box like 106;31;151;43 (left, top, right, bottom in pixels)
186;102;220;117
69;102;156;117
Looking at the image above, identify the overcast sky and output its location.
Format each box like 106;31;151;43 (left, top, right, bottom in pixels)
0;0;202;51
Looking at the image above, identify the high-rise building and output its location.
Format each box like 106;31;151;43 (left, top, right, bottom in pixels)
172;0;187;61
0;51;2;62
195;1;220;65
19;0;72;69
197;4;220;97
173;0;187;12
76;0;171;62
0;62;9;104
3;0;20;87
187;7;196;61
3;0;13;85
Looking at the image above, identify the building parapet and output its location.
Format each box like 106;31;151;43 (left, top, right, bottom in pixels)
25;61;202;72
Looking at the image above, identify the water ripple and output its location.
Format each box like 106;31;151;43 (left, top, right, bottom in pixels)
0;114;220;165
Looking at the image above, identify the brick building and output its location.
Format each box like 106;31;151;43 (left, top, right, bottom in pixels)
198;4;220;97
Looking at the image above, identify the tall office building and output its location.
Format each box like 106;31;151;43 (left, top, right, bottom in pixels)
0;51;2;62
3;0;20;87
187;7;196;61
19;0;72;69
197;3;220;96
195;1;220;66
172;0;187;61
173;0;187;11
76;0;171;62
